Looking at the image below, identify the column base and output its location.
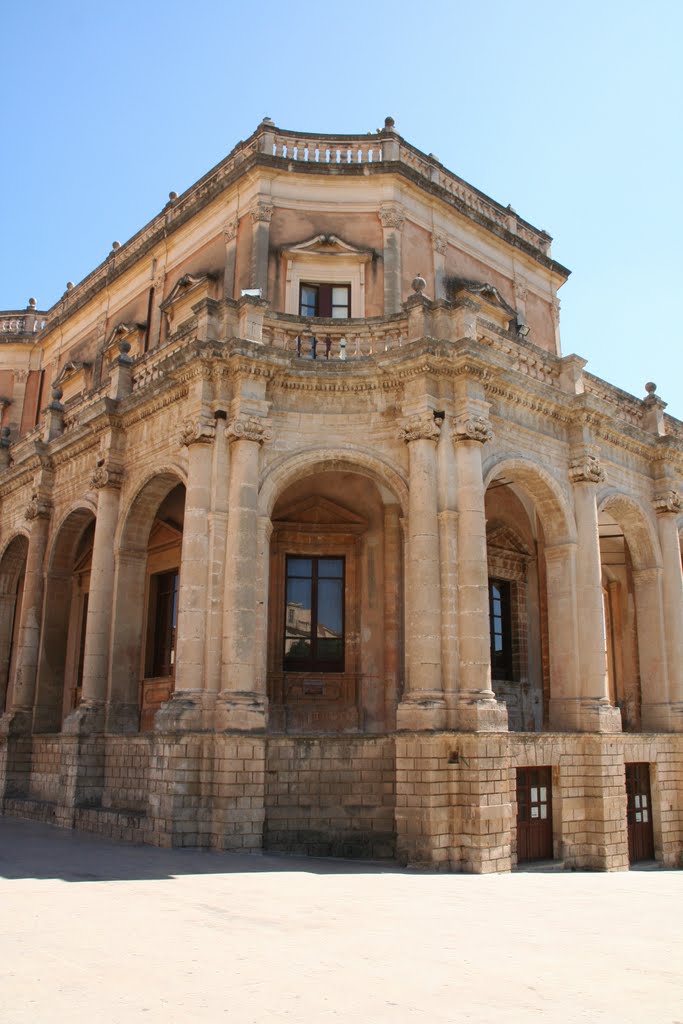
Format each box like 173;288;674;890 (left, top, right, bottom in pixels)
446;694;508;732
0;708;33;737
62;700;106;735
215;691;267;732
548;697;622;733
641;702;683;732
104;702;141;734
396;694;446;731
154;691;216;733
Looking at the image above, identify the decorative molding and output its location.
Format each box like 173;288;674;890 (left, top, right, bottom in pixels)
225;416;272;444
451;415;494;445
379;206;405;231
224;219;238;242
399;412;442;444
91;464;124;489
568;446;605;484
432;233;448;255
250;200;273;224
653;489;682;515
24;492;52;520
179;417;216;447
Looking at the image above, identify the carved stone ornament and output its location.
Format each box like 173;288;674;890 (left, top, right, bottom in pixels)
433;233;448;255
653;489;682;515
91;464;124;490
224;219;238;242
24;493;52;520
250;201;273;224
399;413;442;444
568;449;605;484
179;418;216;447
379;206;405;231
451;416;494;445
225;416;272;444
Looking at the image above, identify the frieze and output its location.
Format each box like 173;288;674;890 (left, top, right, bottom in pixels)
226;416;272;444
399;413;442;444
452;415;494;445
653;489;682;515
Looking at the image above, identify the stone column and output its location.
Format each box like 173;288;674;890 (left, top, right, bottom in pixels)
383;504;402;730
451;412;507;731
2;495;51;733
379;205;404;315
156;417;215;732
632;567;669;728
254;516;273;705
250;199;273;297
396;413;446;730
652;490;683;730
64;465;123;735
223;219;238;301
558;446;621;731
216;415;272;731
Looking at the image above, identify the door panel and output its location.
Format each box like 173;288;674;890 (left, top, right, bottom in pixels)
625;763;654;863
517;766;553;862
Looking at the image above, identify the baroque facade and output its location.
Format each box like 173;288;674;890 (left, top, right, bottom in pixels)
0;117;681;871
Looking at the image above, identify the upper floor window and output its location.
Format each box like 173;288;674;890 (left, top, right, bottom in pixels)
299;283;350;319
489;578;513;680
284;556;344;671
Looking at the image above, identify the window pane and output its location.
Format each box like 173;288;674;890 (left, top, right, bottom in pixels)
288;558;312;577
286;578;312;634
318;558;343;578
300;285;317;317
317;578;343;636
285;636;312;659
317;636;343;661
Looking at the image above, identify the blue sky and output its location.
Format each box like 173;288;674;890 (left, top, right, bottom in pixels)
3;0;682;414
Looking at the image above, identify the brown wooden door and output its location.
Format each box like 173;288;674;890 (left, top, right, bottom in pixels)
516;766;553;862
625;763;655;863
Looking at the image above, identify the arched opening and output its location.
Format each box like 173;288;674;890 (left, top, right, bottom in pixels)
34;509;95;732
598;494;663;731
483;457;577;732
266;467;402;734
109;473;185;732
0;534;29;714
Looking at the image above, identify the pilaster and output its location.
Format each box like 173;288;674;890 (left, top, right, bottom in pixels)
379;205;404;315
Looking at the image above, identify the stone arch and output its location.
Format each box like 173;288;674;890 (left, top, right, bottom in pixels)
597;489;665;728
483;455;576;546
0;533;29;713
258;446;409;519
34;506;96;732
108;468;187;731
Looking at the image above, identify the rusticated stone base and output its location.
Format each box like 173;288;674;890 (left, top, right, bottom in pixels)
0;730;681;871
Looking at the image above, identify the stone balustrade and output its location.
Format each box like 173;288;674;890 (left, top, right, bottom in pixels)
0;311;47;336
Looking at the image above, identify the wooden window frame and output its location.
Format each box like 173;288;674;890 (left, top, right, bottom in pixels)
283;555;345;673
299;283;351;319
147;568;179;679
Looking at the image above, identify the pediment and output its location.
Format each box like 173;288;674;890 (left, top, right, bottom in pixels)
273;495;367;529
282;234;373;262
148;518;183;552
54;360;90;386
161;272;219;311
446;276;517;319
486;521;532;557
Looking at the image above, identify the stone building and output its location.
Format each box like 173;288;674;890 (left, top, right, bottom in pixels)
0;117;681;872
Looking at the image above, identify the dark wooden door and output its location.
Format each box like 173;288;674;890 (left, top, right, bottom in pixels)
516;766;553;862
625;763;654;863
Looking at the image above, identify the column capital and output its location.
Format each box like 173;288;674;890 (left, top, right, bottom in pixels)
250;199;273;224
226;415;272;445
568;444;605;484
179;416;216;448
653;488;682;515
24;492;52;520
91;462;124;489
224;219;238;242
398;411;442;444
432;232;448;255
379;204;405;231
451;415;493;445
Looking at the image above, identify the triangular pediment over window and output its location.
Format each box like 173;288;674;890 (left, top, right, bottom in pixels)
273;495;367;532
282;235;374;262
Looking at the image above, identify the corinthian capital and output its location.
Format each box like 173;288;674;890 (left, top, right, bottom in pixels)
399;412;442;444
91;464;124;489
226;416;272;445
179;417;216;448
568;446;605;484
653;489;682;515
379;205;405;231
24;492;52;521
250;201;273;224
432;233;448;255
451;415;493;445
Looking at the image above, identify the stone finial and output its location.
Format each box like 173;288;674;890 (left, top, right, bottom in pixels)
261;116;274;126
451;415;494;445
28;297;37;309
399;412;442;444
645;382;657;396
111;241;121;251
653;489;682;515
66;282;74;291
49;385;63;407
384;116;396;129
412;274;426;295
168;191;178;201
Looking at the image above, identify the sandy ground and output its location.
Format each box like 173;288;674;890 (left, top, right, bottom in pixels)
0;817;681;1024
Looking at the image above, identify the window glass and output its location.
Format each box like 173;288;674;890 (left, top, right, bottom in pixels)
284;555;344;671
300;285;317;317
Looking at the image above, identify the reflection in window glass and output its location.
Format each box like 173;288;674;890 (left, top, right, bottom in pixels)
284;555;344;671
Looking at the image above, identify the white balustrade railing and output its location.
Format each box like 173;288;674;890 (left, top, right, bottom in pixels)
270;134;382;165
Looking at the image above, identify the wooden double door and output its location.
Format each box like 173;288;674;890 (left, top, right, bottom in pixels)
625;763;655;863
516;766;553;863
